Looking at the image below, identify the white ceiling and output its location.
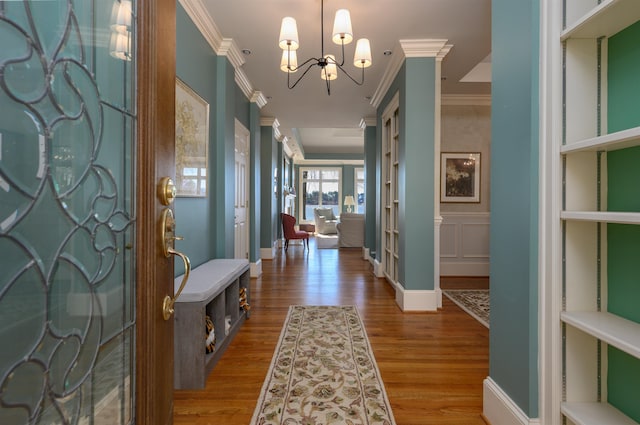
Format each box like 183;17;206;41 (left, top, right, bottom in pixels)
198;0;492;156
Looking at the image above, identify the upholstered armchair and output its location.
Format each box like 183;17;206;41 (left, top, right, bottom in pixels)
313;207;338;234
281;213;309;250
336;213;365;247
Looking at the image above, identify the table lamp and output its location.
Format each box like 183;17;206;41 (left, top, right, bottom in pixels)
344;195;356;213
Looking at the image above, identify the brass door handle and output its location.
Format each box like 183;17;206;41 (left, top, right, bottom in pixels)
160;207;191;320
162;247;191;320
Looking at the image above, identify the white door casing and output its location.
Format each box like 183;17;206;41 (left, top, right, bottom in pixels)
234;120;250;260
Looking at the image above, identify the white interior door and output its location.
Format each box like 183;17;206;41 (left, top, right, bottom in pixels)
234;120;249;260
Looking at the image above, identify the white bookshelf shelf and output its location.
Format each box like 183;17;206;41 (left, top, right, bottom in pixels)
561;311;640;359
562;402;638;425
561;0;640;41
560;211;640;225
561;126;640;154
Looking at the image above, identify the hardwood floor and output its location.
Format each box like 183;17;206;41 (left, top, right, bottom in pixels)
173;238;489;424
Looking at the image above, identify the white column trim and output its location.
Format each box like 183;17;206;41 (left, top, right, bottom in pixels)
371;39;453;108
538;0;565;424
483;378;541;425
392;281;439;312
250;259;262;278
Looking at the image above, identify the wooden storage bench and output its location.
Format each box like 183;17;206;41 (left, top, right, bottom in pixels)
173;259;250;389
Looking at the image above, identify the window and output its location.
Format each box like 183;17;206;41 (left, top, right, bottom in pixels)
355;167;365;214
300;168;341;222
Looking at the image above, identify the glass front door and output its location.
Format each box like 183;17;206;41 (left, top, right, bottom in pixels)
1;1;136;423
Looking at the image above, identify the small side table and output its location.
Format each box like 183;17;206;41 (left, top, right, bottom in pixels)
299;223;315;233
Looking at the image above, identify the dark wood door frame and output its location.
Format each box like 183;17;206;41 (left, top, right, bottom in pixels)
136;0;177;423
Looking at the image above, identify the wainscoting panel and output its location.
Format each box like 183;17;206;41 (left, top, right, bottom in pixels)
440;213;490;276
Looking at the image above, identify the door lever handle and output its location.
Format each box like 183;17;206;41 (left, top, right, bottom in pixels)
160;207;192;320
162;247;191;320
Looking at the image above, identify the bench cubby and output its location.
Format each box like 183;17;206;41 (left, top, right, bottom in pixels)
173;259;250;389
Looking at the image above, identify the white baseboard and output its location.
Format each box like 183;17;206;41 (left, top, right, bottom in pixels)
440;261;489;276
260;242;277;260
363;247;369;260
483;377;540;425
393;281;440;312
250;259;262;278
373;259;384;277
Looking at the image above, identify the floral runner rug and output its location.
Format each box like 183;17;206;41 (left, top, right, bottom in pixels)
443;289;490;328
250;305;396;425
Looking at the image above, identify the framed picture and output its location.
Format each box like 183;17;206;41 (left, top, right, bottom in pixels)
175;78;209;197
440;153;481;203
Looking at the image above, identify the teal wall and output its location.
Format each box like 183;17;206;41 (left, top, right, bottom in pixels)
490;0;539;417
174;4;216;271
175;3;260;271
376;58;437;291
401;58;436;290
212;56;236;258
342;165;355;213
606;21;640;423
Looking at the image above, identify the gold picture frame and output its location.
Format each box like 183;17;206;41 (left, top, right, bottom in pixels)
175;78;209;197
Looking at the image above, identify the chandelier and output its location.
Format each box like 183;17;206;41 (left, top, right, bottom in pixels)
278;0;372;95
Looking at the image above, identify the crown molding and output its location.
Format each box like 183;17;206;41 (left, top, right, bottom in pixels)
260;118;282;140
399;39;449;57
437;44;454;61
442;94;492;106
371;39;453;109
251;91;268;108
359;117;377;128
260;117;278;127
179;0;224;52
235;68;253;100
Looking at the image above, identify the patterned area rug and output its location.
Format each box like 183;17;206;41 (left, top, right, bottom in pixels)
443;290;490;328
250;305;396;425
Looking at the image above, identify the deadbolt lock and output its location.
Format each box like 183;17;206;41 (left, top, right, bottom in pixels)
159;177;177;206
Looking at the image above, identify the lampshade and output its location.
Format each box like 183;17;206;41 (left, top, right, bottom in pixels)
332;9;353;44
280;50;298;72
111;0;132;34
320;55;338;81
353;38;372;68
110;30;131;61
279;17;299;50
344;195;356;206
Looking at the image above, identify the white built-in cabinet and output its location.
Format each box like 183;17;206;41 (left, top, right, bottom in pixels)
382;94;399;284
559;1;640;424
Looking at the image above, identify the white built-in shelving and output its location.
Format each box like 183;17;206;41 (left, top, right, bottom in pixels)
559;0;640;424
382;94;399;284
562;403;638;425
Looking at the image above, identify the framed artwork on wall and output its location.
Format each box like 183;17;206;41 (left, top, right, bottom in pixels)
175;78;209;197
440;152;481;203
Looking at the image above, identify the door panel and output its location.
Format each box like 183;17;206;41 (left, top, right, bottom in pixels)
0;1;136;423
0;0;176;424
